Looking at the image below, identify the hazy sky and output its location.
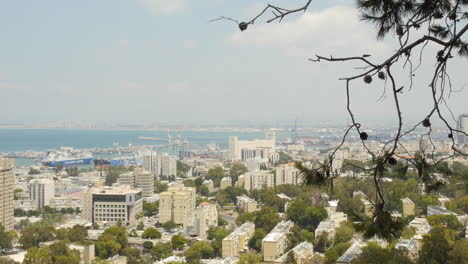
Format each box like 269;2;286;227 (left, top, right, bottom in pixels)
0;0;466;126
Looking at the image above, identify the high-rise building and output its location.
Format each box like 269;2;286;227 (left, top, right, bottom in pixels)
82;185;143;226
143;153;177;178
457;113;468;146
159;184;196;225
276;163;302;185
262;220;294;261
0;158;15;230
118;169;154;197
228;132;276;161
29;178;55;209
243;170;275;191
135;170;154;198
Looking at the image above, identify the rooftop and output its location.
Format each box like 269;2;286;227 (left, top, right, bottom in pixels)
263;220;294;242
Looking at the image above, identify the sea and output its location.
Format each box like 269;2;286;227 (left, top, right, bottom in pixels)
0;129;293;167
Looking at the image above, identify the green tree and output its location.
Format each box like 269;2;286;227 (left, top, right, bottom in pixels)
236;212;256;226
154;180;168;193
68;225;88;243
20;225;56;249
0;257;19;264
163;221;177;232
185;241;215;263
0;224;13;250
248;229;266;251
254;206;281;233
448;240;468;264
142;228;161;239
286;199;327;231
49;241;80;264
314;233;332;253
142;241;153;252
143;201;159;217
150;242;172;261
427;214;462;230
334;222;355;244
137;222;144;230
171;235;187;250
238;251;262;264
23;247;53;264
229;164;247;184
419;227;452;264
122;247;144;264
278;152;293;164
206;166;225;187
351;242;413;264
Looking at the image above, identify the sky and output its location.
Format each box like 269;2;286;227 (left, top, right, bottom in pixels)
0;0;466;127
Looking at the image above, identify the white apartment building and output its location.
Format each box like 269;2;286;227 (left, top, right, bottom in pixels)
247;158;267;172
275;241;314;264
187;202;218;240
262;220;294;262
222;222;256;257
143;153;177;177
0;158;15;230
29;178;55;209
118;169;154;197
243;170;275;191
220;177;232;189
228;132;276;161
159;184;196;225
457;113;468;145
236;195;257;213
49;195;83;210
82;185;143;225
275;163;302;185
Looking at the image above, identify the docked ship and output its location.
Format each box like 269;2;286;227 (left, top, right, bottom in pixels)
42;150;93;167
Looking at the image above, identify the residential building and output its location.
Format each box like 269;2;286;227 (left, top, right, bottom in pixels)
246;158;267;172
275;241;314;264
222;222;255;257
228;132;276;161
220;177;232;189
457;113;468;146
402;197;415;217
143;153;177;178
159;184;196;225
262;220;294;262
409;217;431;240
0;158;15;230
187;202;218;240
49;195;83;210
395;239;419;260
82;185;143;225
118;169;154;197
243;170;275;191
427;205;455;216
135;169;154;198
275;163;302;185
336;241;364;264
315;220;336;239
236;195;257;213
203;180;215;193
237;175;245;188
119;172;135;188
29;178;55;209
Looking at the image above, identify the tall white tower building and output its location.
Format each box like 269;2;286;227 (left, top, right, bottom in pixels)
457;113;468;146
29;178;55;209
0;158;15;230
